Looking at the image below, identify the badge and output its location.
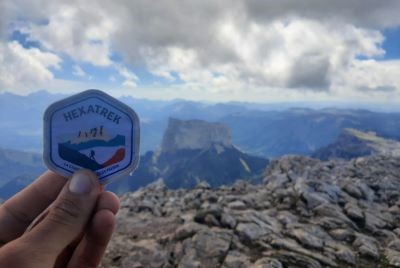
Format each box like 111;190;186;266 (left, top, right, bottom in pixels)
43;89;140;184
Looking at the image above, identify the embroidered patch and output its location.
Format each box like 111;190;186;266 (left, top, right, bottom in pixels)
43;89;140;184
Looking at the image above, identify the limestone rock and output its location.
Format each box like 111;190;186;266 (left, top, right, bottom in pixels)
102;155;400;268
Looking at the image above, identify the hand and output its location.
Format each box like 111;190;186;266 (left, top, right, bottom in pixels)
0;170;120;268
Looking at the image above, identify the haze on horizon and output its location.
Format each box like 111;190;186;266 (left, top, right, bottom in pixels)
1;0;400;104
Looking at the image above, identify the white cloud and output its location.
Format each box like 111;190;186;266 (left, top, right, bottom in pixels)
116;65;138;88
2;0;400;100
19;1;115;66
337;59;400;93
72;65;86;77
0;41;61;92
140;18;385;92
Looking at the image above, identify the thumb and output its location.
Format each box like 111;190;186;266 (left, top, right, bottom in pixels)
23;170;101;256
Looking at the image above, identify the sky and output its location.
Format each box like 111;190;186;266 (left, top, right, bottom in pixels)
0;0;400;103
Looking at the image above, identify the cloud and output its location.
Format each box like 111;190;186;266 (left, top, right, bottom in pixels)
19;1;114;66
338;59;400;94
138;18;384;92
358;85;397;93
72;65;86;77
0;41;61;92
241;0;400;29
116;65;138;88
2;0;400;99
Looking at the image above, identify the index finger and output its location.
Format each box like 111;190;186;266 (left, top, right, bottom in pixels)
0;171;66;244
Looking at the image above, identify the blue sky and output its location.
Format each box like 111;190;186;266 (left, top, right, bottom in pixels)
1;0;400;103
382;27;400;60
9;30;164;86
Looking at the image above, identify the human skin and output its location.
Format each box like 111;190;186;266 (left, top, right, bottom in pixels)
0;170;120;268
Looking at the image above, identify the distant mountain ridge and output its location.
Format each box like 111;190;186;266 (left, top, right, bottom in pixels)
3;91;400;157
313;128;400;160
0;147;45;199
221;108;400;157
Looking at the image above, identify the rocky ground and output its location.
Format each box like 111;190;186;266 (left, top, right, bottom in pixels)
101;155;400;268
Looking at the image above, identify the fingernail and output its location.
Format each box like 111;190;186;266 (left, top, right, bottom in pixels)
69;171;94;195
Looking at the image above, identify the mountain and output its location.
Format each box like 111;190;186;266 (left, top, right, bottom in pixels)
221;108;400;157
0;147;45;199
107;118;268;193
102;154;400;267
0;91;250;154
161;118;232;152
3;91;400;158
0;175;37;200
313;128;400;160
0;91;65;152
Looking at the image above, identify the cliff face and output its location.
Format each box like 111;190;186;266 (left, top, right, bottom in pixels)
161;118;232;152
107;118;267;193
102;155;400;268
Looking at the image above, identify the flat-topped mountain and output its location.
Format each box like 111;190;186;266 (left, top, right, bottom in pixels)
313;128;400;160
161;118;232;152
108;119;268;192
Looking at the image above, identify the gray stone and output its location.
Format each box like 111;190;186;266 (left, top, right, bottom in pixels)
276;210;298;227
267;250;322;268
328;228;355;242
288;228;324;250
228;200;247;210
385;248;400;267
221;212;237;229
353;235;379;260
364;211;387;232
313;204;357;229
388;239;400;251
192;230;232;260
222;250;251;268
270;238;337;267
343;182;363;199
121;239;169;268
236;222;268;242
344;203;364;222
178;253;201;268
301;192;329;209
250;257;283;268
174;222;205;241
335;245;356;265
196;180;211;190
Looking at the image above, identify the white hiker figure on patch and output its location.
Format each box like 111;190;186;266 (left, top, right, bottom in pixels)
89;150;96;162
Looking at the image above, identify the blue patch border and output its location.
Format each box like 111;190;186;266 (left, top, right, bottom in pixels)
49;96;134;181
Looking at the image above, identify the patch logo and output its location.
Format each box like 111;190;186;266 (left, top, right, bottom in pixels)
43;89;140;184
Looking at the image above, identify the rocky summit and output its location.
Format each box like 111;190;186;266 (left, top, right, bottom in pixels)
102;155;400;268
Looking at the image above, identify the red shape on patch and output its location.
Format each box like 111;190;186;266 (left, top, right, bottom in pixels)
102;148;125;167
